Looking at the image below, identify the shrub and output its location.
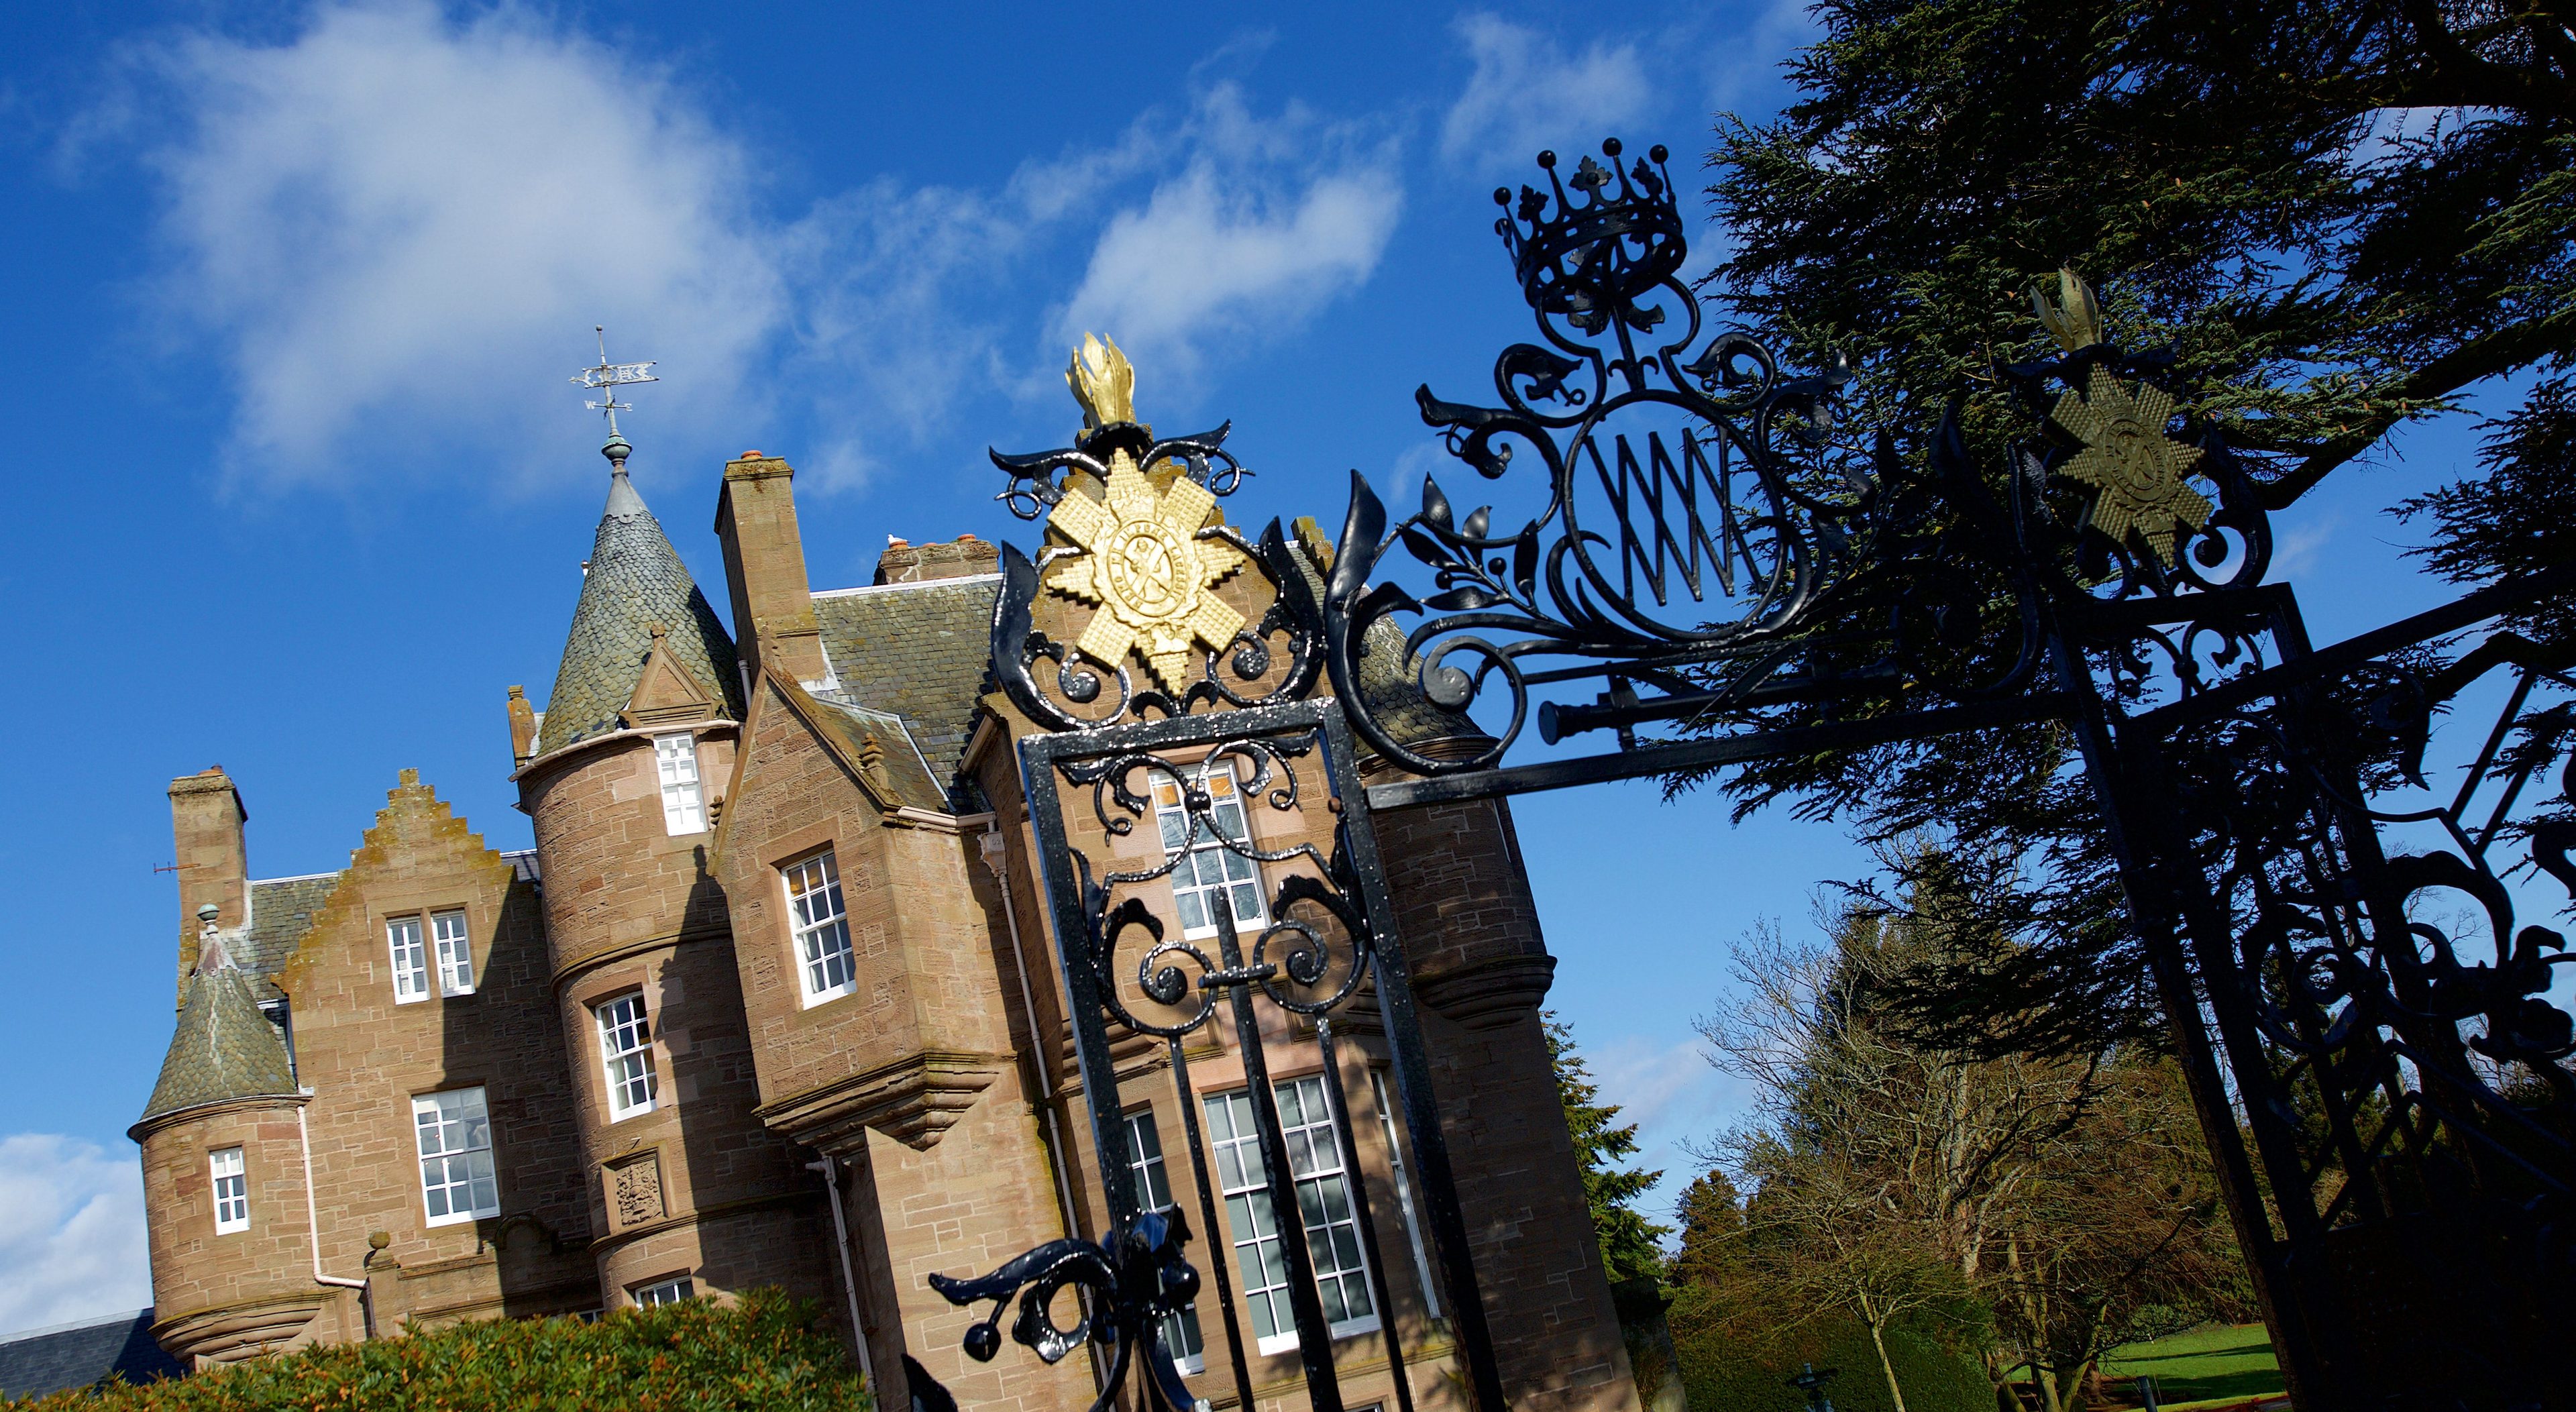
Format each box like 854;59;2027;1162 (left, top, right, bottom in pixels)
10;1291;869;1412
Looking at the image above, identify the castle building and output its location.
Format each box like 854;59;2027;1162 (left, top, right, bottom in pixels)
133;402;1641;1412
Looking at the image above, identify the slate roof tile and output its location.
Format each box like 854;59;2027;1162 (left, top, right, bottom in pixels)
234;873;338;1003
136;948;299;1128
0;1310;180;1398
811;576;999;802
536;471;741;757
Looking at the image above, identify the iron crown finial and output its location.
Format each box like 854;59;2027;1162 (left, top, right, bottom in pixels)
1493;137;1683;331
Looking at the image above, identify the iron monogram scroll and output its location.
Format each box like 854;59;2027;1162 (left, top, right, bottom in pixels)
1326;140;1874;775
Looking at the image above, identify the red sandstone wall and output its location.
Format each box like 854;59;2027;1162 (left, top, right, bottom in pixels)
521;729;832;1311
272;772;596;1329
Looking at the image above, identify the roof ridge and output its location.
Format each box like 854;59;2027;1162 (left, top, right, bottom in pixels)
0;1309;151;1346
810;573;1002;600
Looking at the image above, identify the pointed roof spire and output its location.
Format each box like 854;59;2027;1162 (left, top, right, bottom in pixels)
532;444;743;757
133;913;298;1133
532;329;741;759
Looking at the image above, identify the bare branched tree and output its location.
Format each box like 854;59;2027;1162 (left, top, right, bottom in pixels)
1697;899;2108;1410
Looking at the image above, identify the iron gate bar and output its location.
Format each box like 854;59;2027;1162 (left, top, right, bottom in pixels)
1015;697;1510;1412
1313;1015;1417;1412
1165;1034;1258;1406
1203;834;1346;1411
2133;560;2576;736
1364;693;2076;810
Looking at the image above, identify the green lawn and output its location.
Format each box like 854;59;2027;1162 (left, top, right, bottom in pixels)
2097;1323;2286;1409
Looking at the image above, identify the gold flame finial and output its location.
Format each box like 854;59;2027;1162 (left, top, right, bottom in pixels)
2032;267;2102;353
1066;333;1137;432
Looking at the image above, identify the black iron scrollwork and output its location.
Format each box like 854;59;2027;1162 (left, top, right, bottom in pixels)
1054;735;1373;1042
918;1209;1205;1412
1325;140;1888;774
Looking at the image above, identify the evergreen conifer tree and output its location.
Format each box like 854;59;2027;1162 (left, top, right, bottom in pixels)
1544;1012;1671;1285
1691;0;2576;1053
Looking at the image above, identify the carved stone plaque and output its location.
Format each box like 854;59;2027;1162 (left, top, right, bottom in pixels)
606;1151;663;1229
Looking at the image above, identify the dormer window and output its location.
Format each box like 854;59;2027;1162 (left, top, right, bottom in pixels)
654;734;705;835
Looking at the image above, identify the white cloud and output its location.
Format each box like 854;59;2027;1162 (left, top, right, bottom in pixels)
89;5;1400;494
1053;85;1403;394
0;1135;151;1338
127;1;782;489
1440;14;1654;168
1057;166;1400;388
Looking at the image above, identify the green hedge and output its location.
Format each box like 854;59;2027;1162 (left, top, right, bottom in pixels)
10;1293;870;1412
1671;1289;1994;1412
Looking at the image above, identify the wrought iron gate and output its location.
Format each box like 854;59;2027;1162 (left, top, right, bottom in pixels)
916;140;2575;1411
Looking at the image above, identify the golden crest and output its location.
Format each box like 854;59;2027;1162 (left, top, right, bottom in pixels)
1042;341;1247;692
2032;267;2102;354
1066;333;1136;431
2050;365;2212;566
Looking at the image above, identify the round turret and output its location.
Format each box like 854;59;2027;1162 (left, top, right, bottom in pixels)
131;934;336;1366
517;455;828;1310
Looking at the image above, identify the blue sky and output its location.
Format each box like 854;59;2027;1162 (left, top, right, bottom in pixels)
0;0;2522;1338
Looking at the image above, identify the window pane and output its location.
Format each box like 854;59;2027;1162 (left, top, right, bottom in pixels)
431;911;474;994
786;852;856;1003
210;1147;249;1233
655;735;705;835
387;918;430;1002
597;993;657;1118
413;1087;498;1224
1155;763;1267;938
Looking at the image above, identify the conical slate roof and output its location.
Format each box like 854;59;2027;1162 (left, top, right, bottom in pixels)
135;940;297;1130
534;464;743;757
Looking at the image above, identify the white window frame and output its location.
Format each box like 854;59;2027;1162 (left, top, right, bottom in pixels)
654;734;706;835
784;851;857;1006
1151;765;1267;940
1122;1108;1205;1375
431;909;475;996
386;916;431;1003
1204;1079;1379;1356
631;1275;695;1307
1369;1069;1441;1319
596;991;659;1120
209;1147;248;1234
412;1087;500;1226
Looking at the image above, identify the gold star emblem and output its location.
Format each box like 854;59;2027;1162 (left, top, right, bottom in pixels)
1043;337;1247;692
2050;366;2211;565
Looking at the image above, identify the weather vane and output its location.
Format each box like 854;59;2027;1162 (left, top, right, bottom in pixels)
572;325;657;442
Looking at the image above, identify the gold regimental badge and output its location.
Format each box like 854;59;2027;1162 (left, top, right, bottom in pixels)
1044;335;1247;692
2049;366;2212;567
2031;268;2212;567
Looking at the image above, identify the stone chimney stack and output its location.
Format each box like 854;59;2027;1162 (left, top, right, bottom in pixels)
873;533;1000;585
713;450;827;688
168;767;248;989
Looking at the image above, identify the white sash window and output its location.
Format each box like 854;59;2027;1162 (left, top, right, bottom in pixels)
654;734;706;835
